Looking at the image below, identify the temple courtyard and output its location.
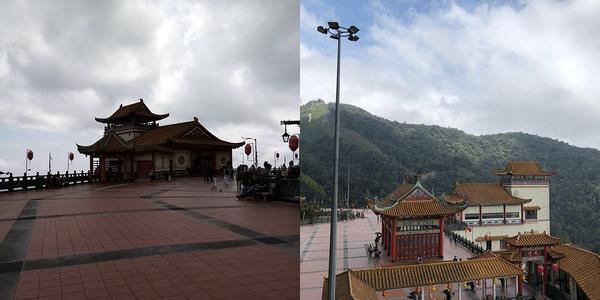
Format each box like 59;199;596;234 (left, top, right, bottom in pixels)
300;210;539;300
0;178;299;300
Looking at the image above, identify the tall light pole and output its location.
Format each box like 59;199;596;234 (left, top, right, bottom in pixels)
241;137;258;168
317;21;359;300
347;156;351;212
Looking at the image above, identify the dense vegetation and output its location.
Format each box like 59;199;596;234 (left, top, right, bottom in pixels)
300;100;600;254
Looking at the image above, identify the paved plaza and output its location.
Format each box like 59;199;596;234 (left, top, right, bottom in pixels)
0;178;299;300
300;210;538;300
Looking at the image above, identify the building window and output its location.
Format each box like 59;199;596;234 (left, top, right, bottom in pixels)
465;213;479;220
506;212;520;218
481;213;503;219
525;210;537;220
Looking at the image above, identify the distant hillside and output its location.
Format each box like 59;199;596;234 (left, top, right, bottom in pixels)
300;100;600;254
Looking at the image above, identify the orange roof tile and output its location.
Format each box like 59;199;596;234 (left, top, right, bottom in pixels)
76;131;134;154
469;250;522;263
131;119;244;148
492;161;555;176
453;183;531;205
523;206;541;211
327;257;523;293
95;99;169;123
552;243;600;299
547;248;566;260
369;182;467;218
504;232;561;247
322;272;378;300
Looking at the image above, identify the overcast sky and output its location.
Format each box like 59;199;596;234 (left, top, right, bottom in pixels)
0;0;299;176
301;0;600;150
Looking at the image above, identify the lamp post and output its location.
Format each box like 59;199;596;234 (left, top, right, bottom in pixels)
347;156;351;212
240;153;245;166
280;120;300;143
317;21;359;300
241;137;258;168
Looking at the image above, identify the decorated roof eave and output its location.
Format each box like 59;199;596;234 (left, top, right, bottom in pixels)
168;137;245;148
375;185;468;211
454;182;532;205
492;161;556;176
76;131;135;155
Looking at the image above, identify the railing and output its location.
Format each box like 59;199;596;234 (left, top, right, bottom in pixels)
444;226;486;255
0;171;95;193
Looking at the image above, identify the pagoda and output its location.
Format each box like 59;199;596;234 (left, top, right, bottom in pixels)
367;174;467;261
77;99;244;182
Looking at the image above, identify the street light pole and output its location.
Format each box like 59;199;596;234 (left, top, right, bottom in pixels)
317;22;359;300
347;156;350;212
242;137;258;168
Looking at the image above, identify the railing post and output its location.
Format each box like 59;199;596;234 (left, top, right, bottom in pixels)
35;172;43;189
8;173;14;192
23;172;28;190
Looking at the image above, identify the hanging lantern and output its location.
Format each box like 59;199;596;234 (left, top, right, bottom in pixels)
382;290;387;297
244;144;252;156
27;150;34;161
276;152;280;159
416;287;421;294
506;243;510;250
522;275;526;280
69;152;74;161
493;278;498;285
295;152;298;159
485;234;489;241
288;135;299;152
537;265;543;275
462;282;467;288
431;285;436;291
477;280;481;286
468;226;472;232
552;263;558;273
447;283;452;290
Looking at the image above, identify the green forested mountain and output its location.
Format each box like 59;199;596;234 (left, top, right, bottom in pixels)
300;100;600;254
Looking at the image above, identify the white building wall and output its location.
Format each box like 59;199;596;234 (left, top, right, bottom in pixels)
505;182;551;234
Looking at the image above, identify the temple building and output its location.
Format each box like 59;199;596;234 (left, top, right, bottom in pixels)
77;99;244;181
450;161;555;251
366;174;467;261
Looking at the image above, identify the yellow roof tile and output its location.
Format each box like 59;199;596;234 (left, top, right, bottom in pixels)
552;243;600;299
504;232;561;247
492;161;555;176
454;183;531;205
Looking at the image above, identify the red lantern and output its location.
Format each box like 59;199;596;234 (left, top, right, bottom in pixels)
416;287;421;294
552;263;558;273
382;290;387;297
506;243;510;250
477;280;481;286
447;283;452;290
485;234;489;241
244;144;252;156
537;265;543;275
69;152;74;161
468;226;472;232
276;152;279;159
27;150;34;161
288;135;299;152
295;153;298;159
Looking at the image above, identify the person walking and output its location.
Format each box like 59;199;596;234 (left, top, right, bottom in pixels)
224;166;230;185
149;168;155;183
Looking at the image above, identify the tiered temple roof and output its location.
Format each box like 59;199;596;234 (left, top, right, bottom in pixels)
95;99;169;123
492;161;556;176
366;180;467;218
452;182;531;205
469;250;523;263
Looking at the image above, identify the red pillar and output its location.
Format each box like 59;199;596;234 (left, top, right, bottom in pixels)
543;246;548;294
503;204;507;224
439;217;444;258
518;247;523;295
391;219;397;261
479;205;482;225
100;155;106;182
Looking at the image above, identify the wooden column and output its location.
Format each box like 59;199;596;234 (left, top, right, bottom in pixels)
518;247;523;295
88;155;93;182
503;204;507;224
479;205;482;226
100;155;106;182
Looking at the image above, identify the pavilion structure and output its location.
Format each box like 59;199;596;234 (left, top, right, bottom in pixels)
366;174;468;261
321;257;524;300
77;99;244;182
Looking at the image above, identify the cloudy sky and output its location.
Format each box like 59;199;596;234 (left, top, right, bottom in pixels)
301;0;600;150
0;0;299;176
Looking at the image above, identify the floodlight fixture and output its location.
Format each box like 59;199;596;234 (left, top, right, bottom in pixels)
348;26;359;34
317;26;328;34
328;21;339;29
348;35;359;41
330;35;339;40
